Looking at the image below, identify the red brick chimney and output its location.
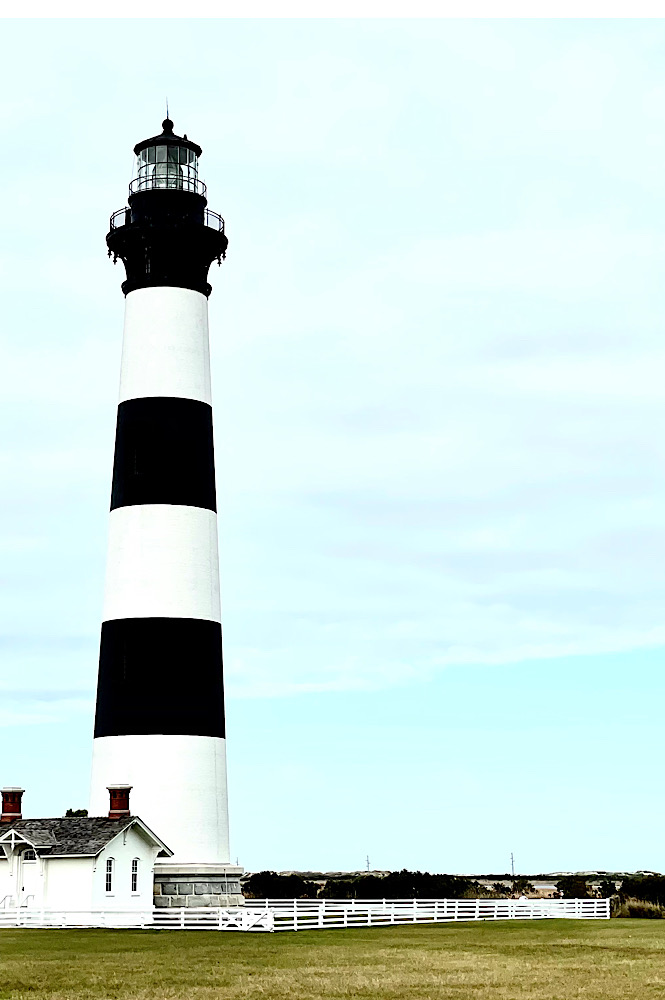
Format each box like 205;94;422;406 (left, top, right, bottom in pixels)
107;785;132;819
1;787;24;823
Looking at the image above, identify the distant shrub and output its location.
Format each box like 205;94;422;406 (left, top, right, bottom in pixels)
320;871;475;900
620;876;665;906
242;871;318;899
597;879;618;899
511;879;535;897
556;876;593;899
616;897;665;919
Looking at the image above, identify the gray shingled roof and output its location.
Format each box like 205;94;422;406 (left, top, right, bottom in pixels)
0;817;141;856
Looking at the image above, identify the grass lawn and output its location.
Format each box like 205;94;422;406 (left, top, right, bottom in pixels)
1;919;664;999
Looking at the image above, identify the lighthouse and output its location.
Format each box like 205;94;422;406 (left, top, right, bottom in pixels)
90;119;242;905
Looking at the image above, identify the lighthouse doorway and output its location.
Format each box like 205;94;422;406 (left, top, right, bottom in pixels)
19;850;39;907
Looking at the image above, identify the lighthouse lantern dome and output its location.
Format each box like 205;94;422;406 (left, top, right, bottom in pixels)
131;118;204;195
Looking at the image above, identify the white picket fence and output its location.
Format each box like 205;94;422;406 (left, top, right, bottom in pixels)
0;897;610;930
230;897;610;931
0;908;155;929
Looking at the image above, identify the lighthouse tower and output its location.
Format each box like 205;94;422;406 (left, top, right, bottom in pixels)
90;119;242;904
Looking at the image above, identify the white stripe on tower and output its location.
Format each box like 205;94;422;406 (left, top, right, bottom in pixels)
103;505;221;623
118;287;212;405
90;119;231;869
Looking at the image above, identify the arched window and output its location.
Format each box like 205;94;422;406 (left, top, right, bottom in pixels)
22;849;36;861
105;858;114;893
131;858;139;893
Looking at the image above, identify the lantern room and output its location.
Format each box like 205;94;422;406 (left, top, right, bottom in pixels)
131;118;204;195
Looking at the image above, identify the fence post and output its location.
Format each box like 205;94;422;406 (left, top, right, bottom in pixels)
434;900;439;923
293;899;298;932
180;908;185;929
318;903;323;929
454;899;459;921
475;899;480;921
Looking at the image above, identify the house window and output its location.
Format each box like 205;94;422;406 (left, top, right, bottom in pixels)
131;858;139;893
105;858;114;893
22;849;36;861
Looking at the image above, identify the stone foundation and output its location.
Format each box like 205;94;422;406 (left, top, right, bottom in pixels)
154;865;244;908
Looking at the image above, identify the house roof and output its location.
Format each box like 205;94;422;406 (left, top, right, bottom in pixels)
0;817;172;858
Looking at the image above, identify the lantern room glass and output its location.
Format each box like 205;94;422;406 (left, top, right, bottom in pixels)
135;145;200;192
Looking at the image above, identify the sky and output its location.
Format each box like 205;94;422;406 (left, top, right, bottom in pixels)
2;18;665;875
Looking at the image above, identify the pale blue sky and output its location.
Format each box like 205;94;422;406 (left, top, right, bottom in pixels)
2;18;665;874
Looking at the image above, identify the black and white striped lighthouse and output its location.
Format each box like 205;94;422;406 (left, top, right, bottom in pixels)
90;119;241;896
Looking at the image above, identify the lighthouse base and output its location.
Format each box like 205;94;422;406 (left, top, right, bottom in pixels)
153;863;244;908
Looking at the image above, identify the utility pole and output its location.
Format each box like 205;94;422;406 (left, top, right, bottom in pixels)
366;855;370;872
511;853;515;879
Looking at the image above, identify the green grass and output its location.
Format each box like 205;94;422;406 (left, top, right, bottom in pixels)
1;920;664;999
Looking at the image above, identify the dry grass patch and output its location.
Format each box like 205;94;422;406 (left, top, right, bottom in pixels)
1;920;665;999
617;898;665;919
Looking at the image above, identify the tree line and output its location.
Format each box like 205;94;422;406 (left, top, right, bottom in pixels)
243;870;653;900
243;870;541;899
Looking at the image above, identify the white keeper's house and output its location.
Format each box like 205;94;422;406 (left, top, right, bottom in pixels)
0;786;171;919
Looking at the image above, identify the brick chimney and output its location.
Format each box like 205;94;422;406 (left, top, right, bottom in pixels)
107;785;132;819
1;787;24;823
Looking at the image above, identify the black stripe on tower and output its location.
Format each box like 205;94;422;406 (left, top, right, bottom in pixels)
110;397;216;511
94;618;226;738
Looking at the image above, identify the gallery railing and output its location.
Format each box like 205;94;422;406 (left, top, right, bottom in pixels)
109;208;225;235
